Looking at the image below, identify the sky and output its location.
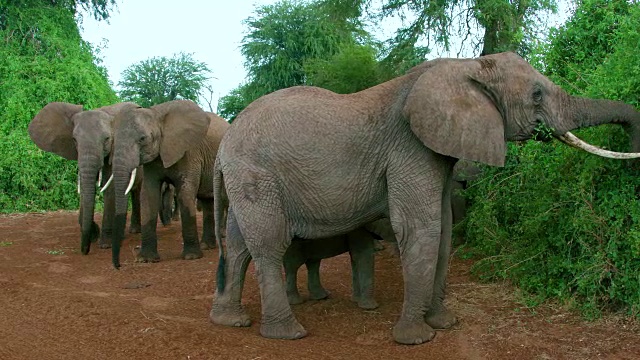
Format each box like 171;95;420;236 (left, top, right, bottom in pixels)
79;1;572;111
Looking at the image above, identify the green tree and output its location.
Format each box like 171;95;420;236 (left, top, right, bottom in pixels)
0;0;118;22
218;0;383;121
118;52;211;108
322;0;558;60
0;3;118;212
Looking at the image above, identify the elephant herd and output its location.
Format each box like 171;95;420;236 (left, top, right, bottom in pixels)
27;52;640;345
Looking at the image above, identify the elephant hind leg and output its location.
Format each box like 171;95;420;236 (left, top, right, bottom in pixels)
210;208;252;327
237;204;306;339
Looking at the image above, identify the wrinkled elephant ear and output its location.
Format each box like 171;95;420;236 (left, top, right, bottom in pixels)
403;59;506;167
28;102;83;160
154;100;211;168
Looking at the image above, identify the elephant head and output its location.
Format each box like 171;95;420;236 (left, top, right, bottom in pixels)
109;100;210;267
28;101;139;254
403;52;640;166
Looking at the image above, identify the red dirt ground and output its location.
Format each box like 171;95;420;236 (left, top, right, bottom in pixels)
0;211;638;360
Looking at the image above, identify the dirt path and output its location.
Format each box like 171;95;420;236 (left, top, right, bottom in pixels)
0;211;638;359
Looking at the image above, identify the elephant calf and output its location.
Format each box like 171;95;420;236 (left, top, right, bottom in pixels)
285;227;379;310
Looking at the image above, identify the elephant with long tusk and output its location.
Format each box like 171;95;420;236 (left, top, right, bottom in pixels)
28;102;143;255
209;52;640;344
109;100;230;268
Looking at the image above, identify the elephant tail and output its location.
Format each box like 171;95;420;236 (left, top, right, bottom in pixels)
213;155;227;293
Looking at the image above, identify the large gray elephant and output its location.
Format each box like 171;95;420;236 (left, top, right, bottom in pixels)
209;52;640;344
108;100;230;268
28;102;143;254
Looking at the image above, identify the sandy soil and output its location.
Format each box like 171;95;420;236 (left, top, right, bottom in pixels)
0;211;638;360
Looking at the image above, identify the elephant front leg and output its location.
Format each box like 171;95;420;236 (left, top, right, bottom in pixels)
348;234;378;310
136;178;161;263
177;187;203;260
305;259;329;301
387;159;447;345
199;198;216;250
425;175;458;330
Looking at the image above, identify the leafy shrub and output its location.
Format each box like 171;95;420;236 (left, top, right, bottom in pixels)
0;4;118;212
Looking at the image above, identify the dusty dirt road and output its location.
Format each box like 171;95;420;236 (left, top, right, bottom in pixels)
0;211;638;360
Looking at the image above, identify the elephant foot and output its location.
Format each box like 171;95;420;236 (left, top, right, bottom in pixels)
80;222;101;255
425;308;457;329
355;297;379;310
392;319;435;345
308;288;329;301
287;292;304;305
182;245;203;260
129;224;141;234
209;303;251;327
260;317;307;340
135;249;160;263
200;239;216;250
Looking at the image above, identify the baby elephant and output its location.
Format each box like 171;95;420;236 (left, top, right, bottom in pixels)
284;227;379;310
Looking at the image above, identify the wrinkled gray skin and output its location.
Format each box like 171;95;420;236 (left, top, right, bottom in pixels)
285;225;386;310
28;102;143;255
110;100;229;268
210;52;640;344
160;182;180;226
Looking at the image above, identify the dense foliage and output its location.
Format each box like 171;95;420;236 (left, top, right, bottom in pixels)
464;0;640;318
217;0;388;121
0;3;118;212
118;52;211;108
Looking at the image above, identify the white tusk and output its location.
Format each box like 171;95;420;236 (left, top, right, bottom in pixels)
97;170;102;188
100;175;113;193
77;174;81;194
558;132;640;159
125;168;137;195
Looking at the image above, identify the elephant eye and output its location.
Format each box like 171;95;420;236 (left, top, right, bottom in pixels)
532;88;543;104
139;135;147;143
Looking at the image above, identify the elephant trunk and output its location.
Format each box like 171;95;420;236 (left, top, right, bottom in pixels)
556;96;640;159
111;165;134;269
77;150;102;255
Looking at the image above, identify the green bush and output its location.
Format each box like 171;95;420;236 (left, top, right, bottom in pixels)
0;4;118;212
464;1;640;318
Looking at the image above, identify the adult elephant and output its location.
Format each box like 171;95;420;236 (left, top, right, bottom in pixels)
108;100;229;268
209;52;640;344
28;102;142;255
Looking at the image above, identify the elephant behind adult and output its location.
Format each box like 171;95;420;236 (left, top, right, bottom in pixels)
28;102;143;255
109;100;229;268
210;52;640;344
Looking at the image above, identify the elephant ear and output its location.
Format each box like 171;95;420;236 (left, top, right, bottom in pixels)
403;59;506;167
28;102;83;160
154;100;211;168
